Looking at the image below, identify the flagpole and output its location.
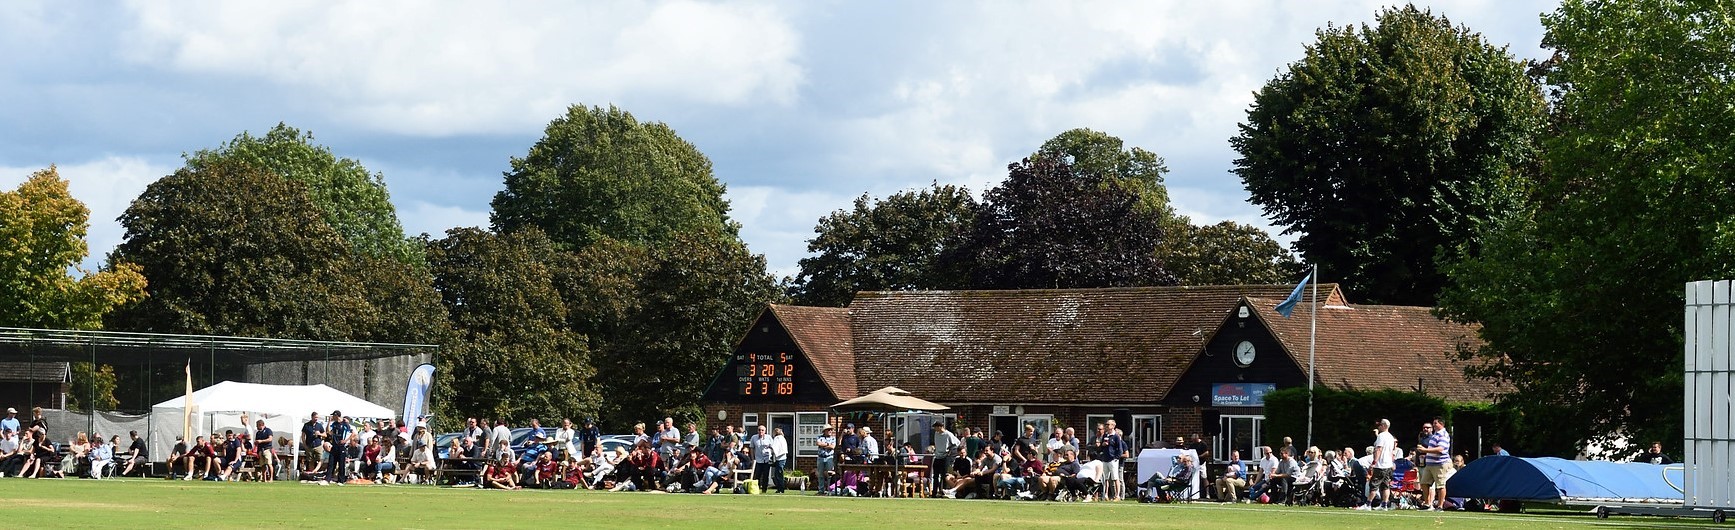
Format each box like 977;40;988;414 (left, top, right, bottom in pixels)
1306;263;1318;450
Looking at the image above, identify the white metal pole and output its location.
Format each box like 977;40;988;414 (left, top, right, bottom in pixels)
1306;264;1318;450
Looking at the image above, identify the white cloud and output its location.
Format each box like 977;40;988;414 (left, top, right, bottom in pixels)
396;200;491;239
726;184;854;279
0;157;175;269
118;0;805;136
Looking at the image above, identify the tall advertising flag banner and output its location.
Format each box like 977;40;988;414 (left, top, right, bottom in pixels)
183;359;195;443
402;364;436;430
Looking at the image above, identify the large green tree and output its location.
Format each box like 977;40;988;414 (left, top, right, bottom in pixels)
0;167;147;410
580;228;781;427
1033;128;1175;221
0;167;147;330
186;123;420;265
946;157;1176;289
107;161;361;339
491;104;734;250
1438;0;1735;454
1232;5;1546;305
790;183;976;306
489;104;778;426
425;227;599;425
1163;221;1302;286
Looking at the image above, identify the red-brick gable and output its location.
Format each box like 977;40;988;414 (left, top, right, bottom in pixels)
767;305;857;400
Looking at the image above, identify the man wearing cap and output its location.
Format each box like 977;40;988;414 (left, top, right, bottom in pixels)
579;418;600;459
327;411;352;483
815;426;836;493
839;423;860;464
858;426;879;463
1;407;19;434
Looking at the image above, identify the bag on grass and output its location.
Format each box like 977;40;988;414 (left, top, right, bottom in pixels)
745;479;761;494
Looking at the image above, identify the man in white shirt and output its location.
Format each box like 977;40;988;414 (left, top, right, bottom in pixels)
554;418;578;463
771;427;790;493
858;426;880;463
1370;418;1398;510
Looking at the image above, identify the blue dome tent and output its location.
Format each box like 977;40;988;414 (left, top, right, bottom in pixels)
1446;455;1684;504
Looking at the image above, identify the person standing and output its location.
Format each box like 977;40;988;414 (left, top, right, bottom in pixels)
1642;441;1675;465
0;407;18;434
490;418;511;457
1415;419;1450;510
770;427;790;493
579;418;601;458
750;425;774;490
815;426;836;493
463;417;485;445
327;411;353;484
253;420;275;482
1098;419;1126;501
1370;419;1397;510
931;422;960;497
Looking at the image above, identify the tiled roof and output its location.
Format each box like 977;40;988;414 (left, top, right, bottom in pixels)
1245;297;1500;402
0;361;68;382
768;305;858;400
846;285;1344;403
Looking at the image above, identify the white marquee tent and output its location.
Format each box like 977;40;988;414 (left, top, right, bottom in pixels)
148;381;394;462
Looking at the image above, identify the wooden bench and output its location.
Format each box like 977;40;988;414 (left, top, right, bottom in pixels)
435;457;484;485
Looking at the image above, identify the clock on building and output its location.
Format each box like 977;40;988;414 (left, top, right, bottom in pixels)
1234;340;1256;367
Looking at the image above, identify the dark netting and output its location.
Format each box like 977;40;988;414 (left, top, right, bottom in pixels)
0;327;437;417
0;327;434;365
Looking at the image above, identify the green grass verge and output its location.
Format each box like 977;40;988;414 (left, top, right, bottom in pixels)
0;478;1719;529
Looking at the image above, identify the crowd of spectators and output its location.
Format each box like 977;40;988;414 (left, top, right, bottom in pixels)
1;402;1495;514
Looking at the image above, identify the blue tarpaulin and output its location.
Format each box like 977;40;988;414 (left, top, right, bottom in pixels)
1446;456;1684;503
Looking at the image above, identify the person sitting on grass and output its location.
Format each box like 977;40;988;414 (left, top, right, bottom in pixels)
483;454;519;489
528;450;557;488
684;445;715;492
624;439;662;491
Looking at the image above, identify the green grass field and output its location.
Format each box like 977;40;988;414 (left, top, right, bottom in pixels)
0;478;1719;529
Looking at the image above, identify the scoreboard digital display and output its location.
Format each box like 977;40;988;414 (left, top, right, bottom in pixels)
736;351;797;397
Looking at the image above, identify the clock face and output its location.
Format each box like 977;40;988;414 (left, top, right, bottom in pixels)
1234;340;1256;367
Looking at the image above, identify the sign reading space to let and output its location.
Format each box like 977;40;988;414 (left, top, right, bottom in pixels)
1212;383;1276;407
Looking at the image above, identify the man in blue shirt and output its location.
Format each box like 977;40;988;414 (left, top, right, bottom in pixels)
815;426;836;493
1098;420;1127;501
0;408;19;434
1416;418;1451;511
327;411;352;483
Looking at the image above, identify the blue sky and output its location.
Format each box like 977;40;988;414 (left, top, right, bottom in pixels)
0;1;1555;276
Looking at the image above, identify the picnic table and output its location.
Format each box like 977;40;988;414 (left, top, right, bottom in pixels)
836;461;930;497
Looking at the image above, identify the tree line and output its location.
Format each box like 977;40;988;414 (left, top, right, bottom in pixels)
0;0;1722;451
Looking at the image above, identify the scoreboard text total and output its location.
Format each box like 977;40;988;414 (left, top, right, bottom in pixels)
737;352;796;396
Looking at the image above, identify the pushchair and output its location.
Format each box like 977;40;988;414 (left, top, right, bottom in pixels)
1287;462;1327;506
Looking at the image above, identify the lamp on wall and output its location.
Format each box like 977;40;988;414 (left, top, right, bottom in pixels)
716;409;728;421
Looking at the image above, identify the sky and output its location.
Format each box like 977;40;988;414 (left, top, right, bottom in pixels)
0;0;1557;277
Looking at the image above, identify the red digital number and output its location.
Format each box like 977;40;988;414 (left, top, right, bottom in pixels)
783;365;794;377
760;381;770;395
777;382;793;395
